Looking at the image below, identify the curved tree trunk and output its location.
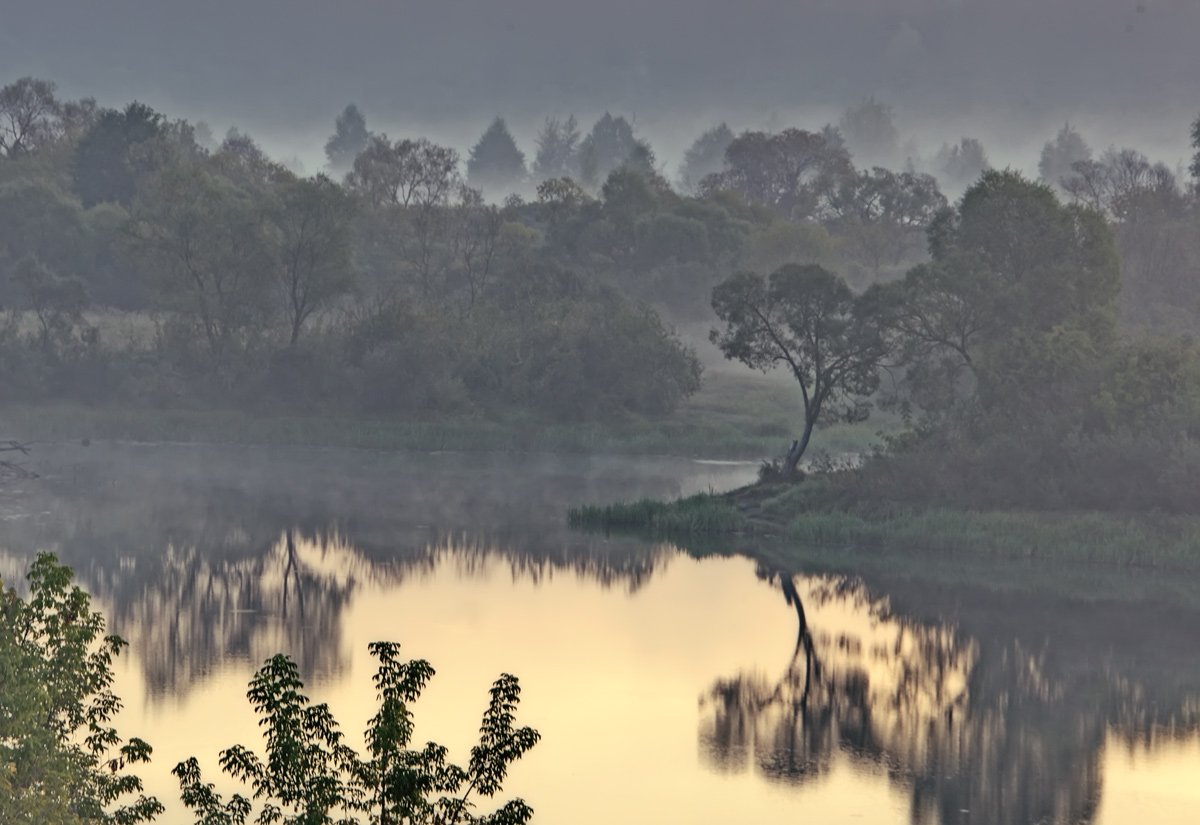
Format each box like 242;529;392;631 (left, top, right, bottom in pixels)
783;417;816;478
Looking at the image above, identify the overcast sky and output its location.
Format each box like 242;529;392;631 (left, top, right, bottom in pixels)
4;0;1196;173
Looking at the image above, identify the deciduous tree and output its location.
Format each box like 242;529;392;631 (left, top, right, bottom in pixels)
272;175;356;344
711;264;888;476
174;643;539;825
677;123;733;193
934;137;989;190
1038;123;1092;192
0;76;61;159
531;115;580;181
838;97;899;165
700;128;852;220
0;554;162;824
72;101;165;207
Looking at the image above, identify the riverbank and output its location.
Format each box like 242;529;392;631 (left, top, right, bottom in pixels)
568;477;1200;572
0;372;891;459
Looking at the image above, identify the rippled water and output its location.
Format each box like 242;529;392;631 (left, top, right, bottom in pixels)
3;443;1199;824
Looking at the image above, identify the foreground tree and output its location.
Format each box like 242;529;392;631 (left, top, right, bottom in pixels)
0;554;162;824
174;643;539;825
711;264;888;477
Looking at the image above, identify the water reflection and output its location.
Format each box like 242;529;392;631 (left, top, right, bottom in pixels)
1;444;722;694
5;524;675;696
701;566;1200;824
3;444;1200;824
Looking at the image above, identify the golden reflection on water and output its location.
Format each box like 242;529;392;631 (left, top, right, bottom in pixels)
23;528;1200;824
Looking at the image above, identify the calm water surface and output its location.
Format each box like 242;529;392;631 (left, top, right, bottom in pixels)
3;443;1199;824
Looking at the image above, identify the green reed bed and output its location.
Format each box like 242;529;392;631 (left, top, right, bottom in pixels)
784;506;1200;568
567;493;743;535
569;475;1200;571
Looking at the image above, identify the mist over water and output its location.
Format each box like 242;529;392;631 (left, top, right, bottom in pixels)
5;3;1200;822
3;445;1200;824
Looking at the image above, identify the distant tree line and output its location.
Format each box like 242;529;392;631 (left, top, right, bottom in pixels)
5;73;1200;479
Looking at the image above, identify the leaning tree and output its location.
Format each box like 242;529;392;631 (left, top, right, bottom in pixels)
711;263;888;477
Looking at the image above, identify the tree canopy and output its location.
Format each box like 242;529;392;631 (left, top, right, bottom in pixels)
677;123;733;193
0;554;162;824
712;264;887;475
700;128;853;220
325;103;370;175
467;117;527;196
577;113;652;188
175;643;540;825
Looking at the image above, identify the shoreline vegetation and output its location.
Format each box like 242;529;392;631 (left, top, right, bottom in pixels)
568;479;1200;573
0;371;890;458
6;75;1200;603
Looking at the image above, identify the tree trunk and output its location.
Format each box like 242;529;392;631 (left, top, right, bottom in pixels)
783;418;815;478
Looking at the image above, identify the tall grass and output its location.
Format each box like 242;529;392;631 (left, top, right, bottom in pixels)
568;493;743;534
784;507;1200;568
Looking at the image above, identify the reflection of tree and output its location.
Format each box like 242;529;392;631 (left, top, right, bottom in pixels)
1;446;686;698
700;569;1200;825
97;531;362;695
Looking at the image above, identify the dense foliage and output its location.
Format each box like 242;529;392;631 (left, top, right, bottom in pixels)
0;553;162;824
7;73;1200;511
0;554;539;825
175;644;539;825
705;151;1200;512
0;79;715;423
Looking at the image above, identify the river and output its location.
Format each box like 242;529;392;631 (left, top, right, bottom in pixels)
2;443;1199;824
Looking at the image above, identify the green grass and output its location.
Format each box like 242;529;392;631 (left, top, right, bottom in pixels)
783;506;1200;568
569;477;1200;571
0;370;897;458
568;494;743;534
711;534;1200;612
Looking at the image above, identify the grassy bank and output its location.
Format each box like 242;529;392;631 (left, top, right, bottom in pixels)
569;478;1200;571
568;494;743;534
0;372;893;458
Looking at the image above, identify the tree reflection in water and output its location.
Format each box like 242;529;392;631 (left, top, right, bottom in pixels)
700;566;1200;824
2;517;670;697
5;444;1200;823
0;445;690;697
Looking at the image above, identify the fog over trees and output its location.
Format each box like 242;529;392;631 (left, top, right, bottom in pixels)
9;6;1200;823
4;0;1197;173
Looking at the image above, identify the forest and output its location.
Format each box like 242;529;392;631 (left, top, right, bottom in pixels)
9;53;1200;825
4;75;1200;512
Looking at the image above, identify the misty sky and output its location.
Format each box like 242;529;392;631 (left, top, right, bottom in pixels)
4;0;1197;172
